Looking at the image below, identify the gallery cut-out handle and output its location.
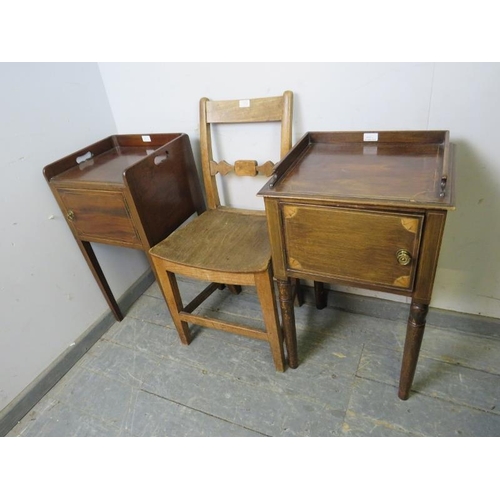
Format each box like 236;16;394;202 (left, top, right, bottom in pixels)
76;151;93;164
154;152;169;165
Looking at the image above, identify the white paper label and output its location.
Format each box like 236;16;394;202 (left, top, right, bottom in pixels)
363;132;378;142
239;99;250;108
142;135;152;142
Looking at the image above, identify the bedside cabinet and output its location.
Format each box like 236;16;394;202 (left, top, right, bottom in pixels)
44;133;205;321
259;131;455;399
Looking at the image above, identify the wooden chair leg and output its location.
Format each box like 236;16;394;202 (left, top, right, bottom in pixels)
227;285;242;295
255;267;285;372
293;278;304;307
153;264;191;345
314;281;328;309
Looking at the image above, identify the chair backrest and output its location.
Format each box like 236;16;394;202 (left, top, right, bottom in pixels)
199;91;293;210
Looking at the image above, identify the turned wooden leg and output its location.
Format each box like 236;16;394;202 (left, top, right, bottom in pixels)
227;285;242;295
398;301;429;400
277;279;298;368
79;240;123;321
314;281;328;310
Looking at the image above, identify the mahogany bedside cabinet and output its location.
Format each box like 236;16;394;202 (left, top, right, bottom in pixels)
259;131;455;399
43;133;205;321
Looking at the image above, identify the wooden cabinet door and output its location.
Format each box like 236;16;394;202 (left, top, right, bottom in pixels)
282;204;423;291
58;188;140;246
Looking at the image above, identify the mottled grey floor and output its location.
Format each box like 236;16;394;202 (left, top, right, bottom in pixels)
8;278;500;437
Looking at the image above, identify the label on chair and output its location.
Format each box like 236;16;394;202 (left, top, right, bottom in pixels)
239;99;250;108
363;132;378;142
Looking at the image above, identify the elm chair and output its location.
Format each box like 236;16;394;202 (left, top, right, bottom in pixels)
149;92;294;371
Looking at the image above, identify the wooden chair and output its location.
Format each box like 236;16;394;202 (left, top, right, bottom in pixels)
149;92;294;371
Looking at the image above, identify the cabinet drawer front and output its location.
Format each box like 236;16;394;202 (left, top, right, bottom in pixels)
58;189;140;244
282;204;422;290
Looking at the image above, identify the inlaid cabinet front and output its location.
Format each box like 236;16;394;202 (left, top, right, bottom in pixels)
282;204;423;291
259;131;455;399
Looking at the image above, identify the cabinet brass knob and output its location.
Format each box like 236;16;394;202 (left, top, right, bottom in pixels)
67;210;75;221
396;249;412;266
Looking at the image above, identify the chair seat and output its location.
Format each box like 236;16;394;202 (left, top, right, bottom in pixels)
149;209;271;274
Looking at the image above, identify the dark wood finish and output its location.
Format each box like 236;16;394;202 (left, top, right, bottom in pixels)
58;189;140;245
411;211;448;302
43;133;205;321
79;240;123;321
293;278;304;307
283;205;423;291
314;281;328;310
278;279;298;368
261;130;454;210
123;134;205;248
398;210;447;399
149;93;294;371
399;301;429;400
259;130;455;399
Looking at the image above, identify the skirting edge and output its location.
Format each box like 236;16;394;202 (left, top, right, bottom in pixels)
0;270;155;437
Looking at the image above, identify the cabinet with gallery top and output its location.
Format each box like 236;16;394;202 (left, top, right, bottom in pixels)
259;130;455;399
43;133;205;321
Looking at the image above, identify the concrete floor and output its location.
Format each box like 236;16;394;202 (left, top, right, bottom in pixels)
8;278;500;437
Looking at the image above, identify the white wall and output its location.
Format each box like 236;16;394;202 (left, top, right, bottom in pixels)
99;62;500;319
0;63;148;412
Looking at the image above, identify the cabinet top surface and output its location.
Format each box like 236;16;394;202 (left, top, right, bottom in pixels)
52;147;152;185
44;133;182;188
259;131;455;210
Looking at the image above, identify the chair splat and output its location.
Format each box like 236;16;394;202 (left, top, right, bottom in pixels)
210;159;275;177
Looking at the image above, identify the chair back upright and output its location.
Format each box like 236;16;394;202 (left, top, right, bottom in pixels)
199;91;293;210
